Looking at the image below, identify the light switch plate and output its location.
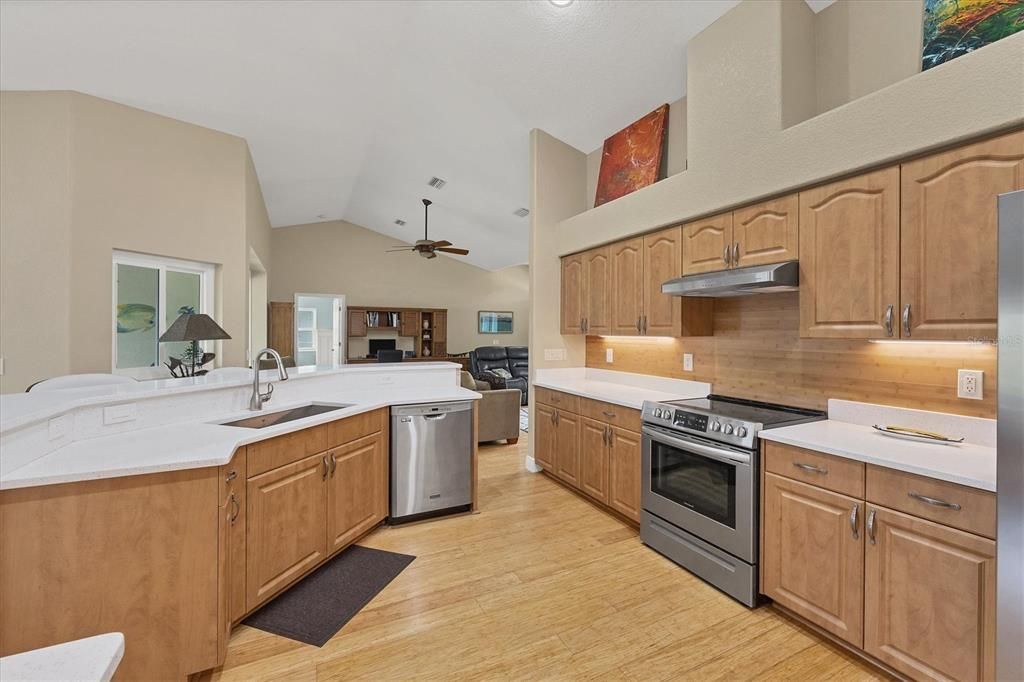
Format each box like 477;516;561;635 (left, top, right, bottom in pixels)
957;369;983;400
683;353;694;372
605;348;614;363
103;403;137;425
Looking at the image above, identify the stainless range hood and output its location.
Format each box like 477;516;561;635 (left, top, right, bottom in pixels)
662;260;799;297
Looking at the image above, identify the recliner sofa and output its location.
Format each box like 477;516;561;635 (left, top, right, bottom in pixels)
469;346;528;405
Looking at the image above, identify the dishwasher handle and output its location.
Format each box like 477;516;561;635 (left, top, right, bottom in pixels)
423;413;447;420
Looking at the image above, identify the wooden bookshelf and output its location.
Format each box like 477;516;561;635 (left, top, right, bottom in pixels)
346;306;447;362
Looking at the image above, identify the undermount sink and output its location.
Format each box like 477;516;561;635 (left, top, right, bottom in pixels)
220;403;352;429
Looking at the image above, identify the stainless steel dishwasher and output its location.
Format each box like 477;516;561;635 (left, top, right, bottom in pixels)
390;401;473;523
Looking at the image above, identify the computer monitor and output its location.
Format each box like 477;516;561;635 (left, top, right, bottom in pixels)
368;339;397;357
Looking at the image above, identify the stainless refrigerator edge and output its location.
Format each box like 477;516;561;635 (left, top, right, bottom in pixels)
998;189;1024;681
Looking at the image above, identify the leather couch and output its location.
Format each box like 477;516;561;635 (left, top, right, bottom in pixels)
469;346;528;405
461;371;520;444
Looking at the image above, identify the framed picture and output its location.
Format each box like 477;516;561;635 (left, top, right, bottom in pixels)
478;311;513;334
594;104;669;207
922;0;1024;71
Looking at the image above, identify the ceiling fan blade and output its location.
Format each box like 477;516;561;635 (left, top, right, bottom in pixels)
436;247;469;255
429;240;451;248
385;247;413;252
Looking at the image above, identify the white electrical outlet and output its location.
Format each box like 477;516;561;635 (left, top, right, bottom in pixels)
606;348;614;363
683;353;694;372
543;348;566;361
957;369;984;400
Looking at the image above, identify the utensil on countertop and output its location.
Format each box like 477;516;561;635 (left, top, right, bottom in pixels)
872;424;965;444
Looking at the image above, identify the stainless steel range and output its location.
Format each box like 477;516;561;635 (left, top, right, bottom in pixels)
640;395;826;606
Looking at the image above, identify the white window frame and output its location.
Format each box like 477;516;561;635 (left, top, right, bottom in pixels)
112;250;216;379
296;307;318;353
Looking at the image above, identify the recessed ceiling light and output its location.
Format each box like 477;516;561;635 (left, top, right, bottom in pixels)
513;208;530;218
427;176;447;190
549;0;574;7
394;219;407;226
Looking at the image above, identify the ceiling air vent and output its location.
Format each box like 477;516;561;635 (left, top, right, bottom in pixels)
513;207;530;218
427;176;447;190
394;219;406;226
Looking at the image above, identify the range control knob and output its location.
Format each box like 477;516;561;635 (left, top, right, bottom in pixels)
736;426;748;438
723;423;735;435
710;421;722;432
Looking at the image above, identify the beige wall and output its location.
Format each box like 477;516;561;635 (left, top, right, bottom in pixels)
269;219;529;354
0;92;73;393
0;91;269;392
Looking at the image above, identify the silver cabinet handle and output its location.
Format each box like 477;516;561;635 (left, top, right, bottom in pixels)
902;303;911;337
636;317;642;333
733;242;739;266
329;452;337;478
793;462;829;475
884;304;894;337
554;410;560;425
229;492;240;525
867;509;876;544
602;425;609;446
225;470;237;483
849;503;860;539
579;316;584;333
322;455;330;481
602;411;616;418
641;315;647;334
908;491;961;510
723;245;731;266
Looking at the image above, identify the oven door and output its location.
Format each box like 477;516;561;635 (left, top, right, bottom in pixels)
642;424;755;562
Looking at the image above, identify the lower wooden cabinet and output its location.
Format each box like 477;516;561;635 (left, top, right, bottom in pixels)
536;391;641;524
246;452;330;611
327;433;387;552
220;453;248;630
762;473;865;646
864;505;996;682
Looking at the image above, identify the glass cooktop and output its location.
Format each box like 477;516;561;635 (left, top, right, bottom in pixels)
661;395;826;429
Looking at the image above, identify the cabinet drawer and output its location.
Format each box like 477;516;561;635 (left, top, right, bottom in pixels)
764;442;865;498
327;408;386;449
866;465;995;539
247;425;328;477
580;398;640;432
535;387;580;414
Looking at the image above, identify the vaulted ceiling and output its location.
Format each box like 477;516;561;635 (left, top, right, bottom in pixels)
1;0;829;270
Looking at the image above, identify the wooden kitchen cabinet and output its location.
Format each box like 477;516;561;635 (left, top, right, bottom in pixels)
348;308;367;337
246;451;329;611
560;252;585;334
579;417;610;503
762;473;864;647
400;310;420;337
900;130;1023;340
610;237;644;335
799;167;900;339
534;402;557;471
220;454;248;626
732;195;799;268
554;408;581;487
583;246;612;335
327;433;386;552
864;505;996;682
608;426;641;522
269;301;295;356
642;226;684;336
682;211;733;275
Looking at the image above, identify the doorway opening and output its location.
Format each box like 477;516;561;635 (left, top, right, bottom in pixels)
293;293;346;369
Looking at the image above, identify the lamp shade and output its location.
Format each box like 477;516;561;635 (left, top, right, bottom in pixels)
159;313;231;343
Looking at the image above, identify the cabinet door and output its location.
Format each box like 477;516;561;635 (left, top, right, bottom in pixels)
583;246;611;335
608;427;641;522
246;452;328;611
579;418;609;503
901;131;1023;340
534;403;557;471
609;238;644;335
762;473;864;647
327;434;385;553
799;167;900;339
400;310;420;337
642;226;682;336
348;309;367;337
561;254;584;335
733;194;799;268
269;302;295;356
433;311;447;343
864;505;996;682
682;212;732;275
554;409;581;488
220;456;247;625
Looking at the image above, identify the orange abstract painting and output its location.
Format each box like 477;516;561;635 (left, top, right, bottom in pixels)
594;104;669;207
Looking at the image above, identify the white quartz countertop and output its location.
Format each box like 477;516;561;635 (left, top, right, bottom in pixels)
0;633;124;682
760;420;997;491
533;368;709;409
1;386;478;491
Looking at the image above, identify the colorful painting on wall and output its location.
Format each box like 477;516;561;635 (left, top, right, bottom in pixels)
922;0;1024;70
594;104;669;208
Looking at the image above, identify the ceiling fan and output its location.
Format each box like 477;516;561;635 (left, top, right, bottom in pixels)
386;199;469;260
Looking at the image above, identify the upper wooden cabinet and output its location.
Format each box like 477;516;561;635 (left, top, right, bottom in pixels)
583;246;611;335
643;226;684;336
900;130;1023;340
399;310;420;337
348;309;367;337
609;238;644;335
560;253;584;335
799;167;900;339
732;195;799;268
682;211;733;275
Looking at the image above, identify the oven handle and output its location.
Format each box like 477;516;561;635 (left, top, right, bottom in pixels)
642;426;751;466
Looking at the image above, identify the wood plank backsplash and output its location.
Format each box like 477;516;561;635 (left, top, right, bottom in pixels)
585;293;997;418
